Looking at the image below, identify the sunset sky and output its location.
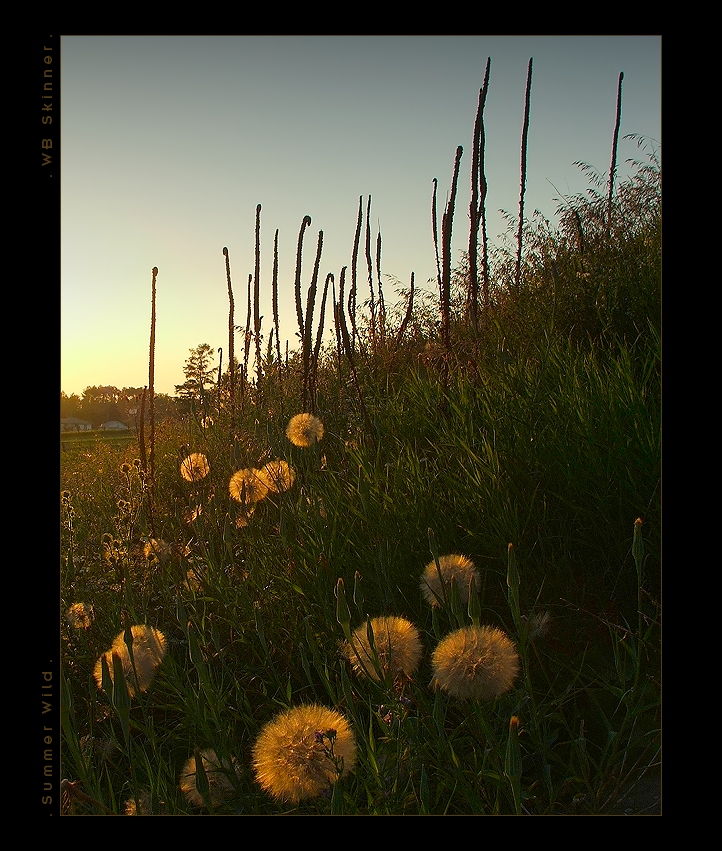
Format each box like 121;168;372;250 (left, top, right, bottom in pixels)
60;35;661;397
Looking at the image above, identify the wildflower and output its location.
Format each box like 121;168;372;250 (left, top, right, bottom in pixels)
67;602;94;630
420;553;480;608
200;415;214;429
343;615;423;682
252;704;356;803
258;459;296;493
229;468;269;505
180;452;210;483
120;462;133;474
431;625;519;701
179;749;240;808
93;625;166;697
286;413;324;448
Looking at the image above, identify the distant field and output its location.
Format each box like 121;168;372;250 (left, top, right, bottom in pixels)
60;429;137;451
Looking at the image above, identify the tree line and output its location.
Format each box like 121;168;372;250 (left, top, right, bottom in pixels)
60;344;226;429
60;386;178;429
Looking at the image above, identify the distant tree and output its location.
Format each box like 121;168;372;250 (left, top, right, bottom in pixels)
60;392;83;419
80;385;123;427
121;388;177;429
175;344;218;407
144;392;178;424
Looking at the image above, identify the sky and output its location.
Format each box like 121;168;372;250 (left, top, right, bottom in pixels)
60;35;661;398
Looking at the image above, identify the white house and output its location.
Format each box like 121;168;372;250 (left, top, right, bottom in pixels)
61;417;93;432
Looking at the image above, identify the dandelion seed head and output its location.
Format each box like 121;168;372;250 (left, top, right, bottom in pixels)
286;413;324;448
343;615;423;682
431;625;519;701
179;749;239;808
421;553;480;608
258;459;296;493
252;704;356;803
93;624;166;697
229;469;269;505
180;452;210;483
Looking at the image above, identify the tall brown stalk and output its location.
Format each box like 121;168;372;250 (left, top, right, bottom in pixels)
365;196;376;351
242;274;252;408
431;178;442;305
375;228;385;345
441;146;464;356
468;57;491;328
515;58;533;292
294;215;312;346
349;196;363;352
302;230;323;412
272;228;283;410
607;71;624;238
223;247;236;415
253;204;262;383
147;266;158;536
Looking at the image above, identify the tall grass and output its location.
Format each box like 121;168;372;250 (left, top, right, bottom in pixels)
60;65;660;815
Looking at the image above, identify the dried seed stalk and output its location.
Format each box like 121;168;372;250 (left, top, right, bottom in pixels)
515;58;533;291
607;71;624;237
223;247;236;413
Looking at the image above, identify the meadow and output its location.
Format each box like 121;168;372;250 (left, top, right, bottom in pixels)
60;71;660;815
